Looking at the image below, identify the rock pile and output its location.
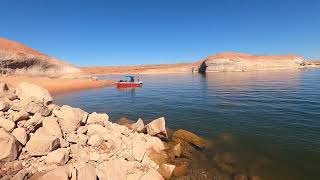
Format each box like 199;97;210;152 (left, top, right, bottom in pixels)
0;82;208;180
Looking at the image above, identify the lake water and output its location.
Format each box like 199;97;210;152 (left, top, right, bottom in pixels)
55;69;320;180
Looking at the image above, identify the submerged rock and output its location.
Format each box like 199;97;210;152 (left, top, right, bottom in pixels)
172;129;208;149
159;163;176;179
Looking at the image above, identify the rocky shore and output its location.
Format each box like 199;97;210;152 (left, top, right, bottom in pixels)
0;81;211;180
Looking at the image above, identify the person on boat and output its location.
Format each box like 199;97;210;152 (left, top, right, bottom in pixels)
129;76;134;82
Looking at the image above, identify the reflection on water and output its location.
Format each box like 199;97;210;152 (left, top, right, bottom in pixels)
55;69;320;180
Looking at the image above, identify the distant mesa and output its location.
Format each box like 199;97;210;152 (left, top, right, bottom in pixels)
194;52;306;73
0;37;80;76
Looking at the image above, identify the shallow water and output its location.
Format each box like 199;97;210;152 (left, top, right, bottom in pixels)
55;69;320;180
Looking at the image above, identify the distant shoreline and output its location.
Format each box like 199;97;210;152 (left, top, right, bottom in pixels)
0;75;114;95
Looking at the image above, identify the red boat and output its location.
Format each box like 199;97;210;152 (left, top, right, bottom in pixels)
115;75;143;88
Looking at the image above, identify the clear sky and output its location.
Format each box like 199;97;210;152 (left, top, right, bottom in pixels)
1;0;319;66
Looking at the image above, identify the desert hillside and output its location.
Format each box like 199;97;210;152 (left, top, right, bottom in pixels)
0;38;80;76
194;52;306;73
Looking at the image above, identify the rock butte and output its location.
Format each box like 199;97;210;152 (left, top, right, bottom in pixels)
194;52;308;73
0;81;216;180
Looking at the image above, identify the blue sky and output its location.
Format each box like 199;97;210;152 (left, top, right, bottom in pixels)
1;0;319;66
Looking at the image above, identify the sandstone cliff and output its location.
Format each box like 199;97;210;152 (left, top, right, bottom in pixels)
0;38;80;76
194;52;306;73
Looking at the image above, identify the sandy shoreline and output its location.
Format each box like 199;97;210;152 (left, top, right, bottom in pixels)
0;76;114;94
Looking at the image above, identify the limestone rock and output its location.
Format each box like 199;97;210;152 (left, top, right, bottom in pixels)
65;133;78;143
77;164;96;180
11;128;27;145
45;148;70;165
86;112;109;125
87;124;109;137
0;128;21;162
96;159;127;180
11;169;28;180
132;118;145;132
88;134;102;147
172;129;208;149
77;126;87;134
42;116;62;138
53;105;87;134
23;113;44;133
146;117;167;138
15;82;52;104
0;100;10;111
0;117;15;132
12;110;29;122
32;166;69;180
25;101;50;116
131;137;147;161
159;163;176;179
25;128;60;156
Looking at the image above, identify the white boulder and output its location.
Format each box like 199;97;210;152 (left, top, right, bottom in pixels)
15;82;52;104
45;148;70;165
0;128;21;162
87;112;109;125
11;128;27;145
53;105;87;134
146;117;167;138
132;118;145;132
88;134;103;147
25;128;60;156
42;116;62;138
77;164;96;180
0;117;15;132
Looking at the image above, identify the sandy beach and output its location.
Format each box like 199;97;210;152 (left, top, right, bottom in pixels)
0;76;114;94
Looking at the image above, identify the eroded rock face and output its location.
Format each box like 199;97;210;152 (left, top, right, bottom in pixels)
0;128;21;162
15;82;52;104
194;52;305;73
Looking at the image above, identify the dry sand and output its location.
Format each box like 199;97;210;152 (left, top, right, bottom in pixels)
0;76;114;94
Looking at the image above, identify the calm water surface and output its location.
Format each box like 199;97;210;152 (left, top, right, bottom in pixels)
55;69;320;180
